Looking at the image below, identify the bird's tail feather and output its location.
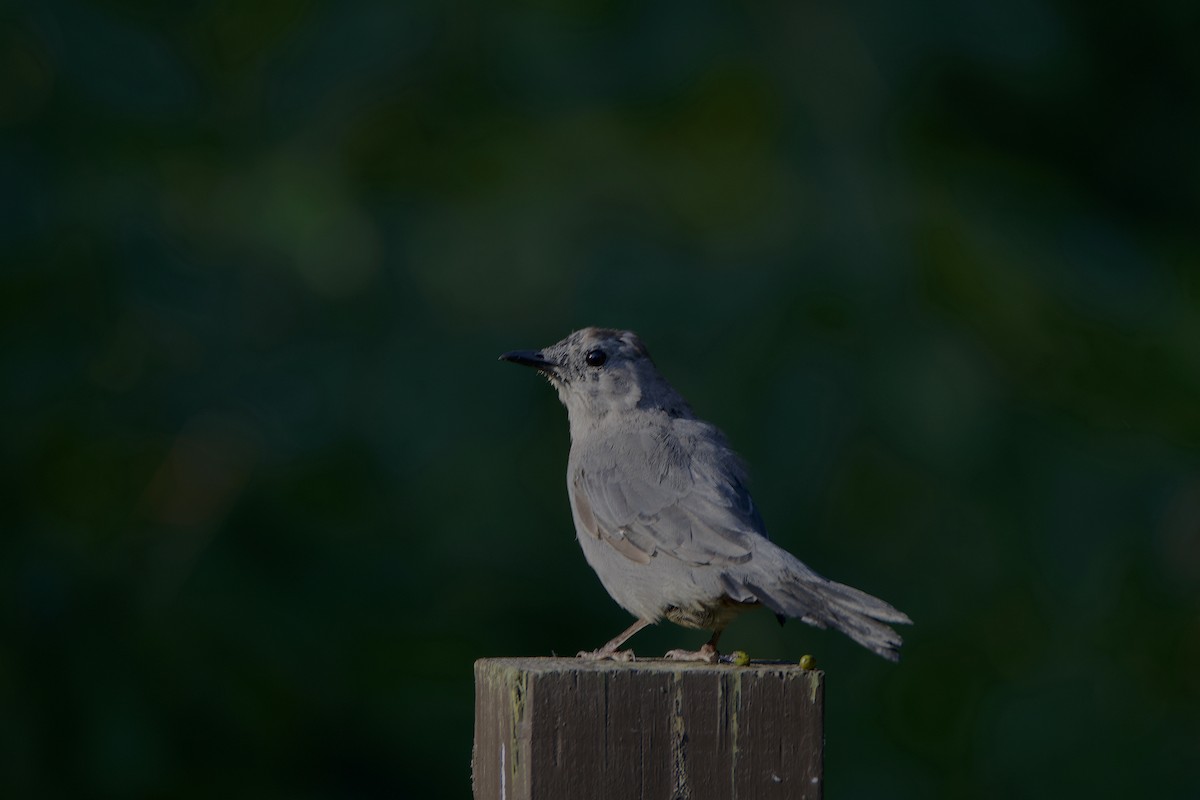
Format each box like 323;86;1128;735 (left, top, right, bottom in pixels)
743;544;913;661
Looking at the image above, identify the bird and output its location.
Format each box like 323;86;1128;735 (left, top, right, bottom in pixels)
500;327;911;663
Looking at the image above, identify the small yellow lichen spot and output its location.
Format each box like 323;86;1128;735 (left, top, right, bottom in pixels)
799;654;816;670
731;650;750;667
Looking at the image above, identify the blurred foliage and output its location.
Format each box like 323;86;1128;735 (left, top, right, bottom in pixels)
2;0;1199;797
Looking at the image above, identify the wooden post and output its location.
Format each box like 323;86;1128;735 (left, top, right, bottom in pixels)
472;657;824;800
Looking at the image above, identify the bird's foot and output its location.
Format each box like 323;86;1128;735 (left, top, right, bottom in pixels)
577;647;635;662
663;643;719;664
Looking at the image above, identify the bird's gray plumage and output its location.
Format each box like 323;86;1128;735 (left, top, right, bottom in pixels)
501;327;911;661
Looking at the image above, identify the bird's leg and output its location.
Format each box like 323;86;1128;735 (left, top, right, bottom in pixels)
577;618;651;662
664;629;722;663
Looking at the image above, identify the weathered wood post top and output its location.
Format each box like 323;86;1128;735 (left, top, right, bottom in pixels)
473;657;824;800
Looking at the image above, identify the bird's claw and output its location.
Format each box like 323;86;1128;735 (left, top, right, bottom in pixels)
576;648;635;662
664;645;719;664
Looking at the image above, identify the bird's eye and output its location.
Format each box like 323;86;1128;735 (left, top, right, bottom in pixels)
585;349;607;368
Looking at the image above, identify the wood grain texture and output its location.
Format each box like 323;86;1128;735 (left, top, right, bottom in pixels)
473;658;823;800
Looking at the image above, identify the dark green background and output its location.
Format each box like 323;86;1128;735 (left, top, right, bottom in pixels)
3;0;1198;797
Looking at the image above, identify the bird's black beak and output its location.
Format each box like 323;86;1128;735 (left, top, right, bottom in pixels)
499;349;558;374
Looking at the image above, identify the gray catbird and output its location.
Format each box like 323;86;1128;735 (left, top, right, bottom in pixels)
501;327;911;662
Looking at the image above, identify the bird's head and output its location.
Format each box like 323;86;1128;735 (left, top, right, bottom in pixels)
500;327;691;425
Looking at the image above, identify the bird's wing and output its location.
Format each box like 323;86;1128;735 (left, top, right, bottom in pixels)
572;427;764;567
